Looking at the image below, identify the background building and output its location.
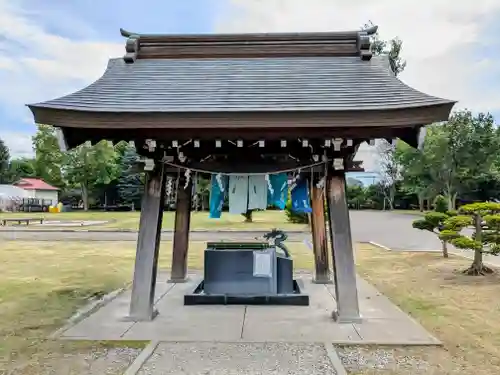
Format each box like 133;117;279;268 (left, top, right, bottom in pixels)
13;178;59;204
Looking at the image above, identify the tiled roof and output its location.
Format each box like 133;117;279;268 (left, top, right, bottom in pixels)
14;178;59;191
29;55;454;113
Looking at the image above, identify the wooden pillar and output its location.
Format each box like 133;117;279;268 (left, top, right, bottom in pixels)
326;170;361;323
309;176;332;284
169;174;193;282
129;163;167;321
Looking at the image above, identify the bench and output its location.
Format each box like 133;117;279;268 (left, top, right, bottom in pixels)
0;218;44;226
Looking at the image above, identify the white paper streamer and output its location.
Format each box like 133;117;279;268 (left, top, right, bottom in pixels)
316;176;325;189
184;169;191;189
215;173;225;192
265;174;274;196
166;177;173;197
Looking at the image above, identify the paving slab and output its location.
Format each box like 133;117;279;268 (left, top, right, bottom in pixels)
62;302;135;339
124;302;245;341
353;318;441;345
137;342;338;375
242;281;360;342
62;280;174;339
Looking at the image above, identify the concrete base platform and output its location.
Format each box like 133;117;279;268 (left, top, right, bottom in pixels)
58;272;440;345
184;280;309;306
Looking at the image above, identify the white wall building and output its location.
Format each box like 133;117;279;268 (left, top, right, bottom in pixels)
13;178;59;204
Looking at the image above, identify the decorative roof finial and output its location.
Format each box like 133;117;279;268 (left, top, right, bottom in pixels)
357;28;377;61
123;31;140;63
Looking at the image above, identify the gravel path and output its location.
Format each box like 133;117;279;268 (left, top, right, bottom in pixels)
336;346;430;374
138;342;337;375
28;347;142;375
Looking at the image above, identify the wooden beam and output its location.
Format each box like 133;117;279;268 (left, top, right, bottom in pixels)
326;170;361;323
169;174;193;282
309;174;332;284
129;163;166;321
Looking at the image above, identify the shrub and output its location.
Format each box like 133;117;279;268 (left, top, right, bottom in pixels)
413;211;451;258
433;194;448;213
439;202;500;275
284;199;309;224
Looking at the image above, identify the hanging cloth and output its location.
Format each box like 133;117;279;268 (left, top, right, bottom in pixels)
248;175;268;210
291;178;312;213
268;173;288;210
228;175;249;214
209;174;228;219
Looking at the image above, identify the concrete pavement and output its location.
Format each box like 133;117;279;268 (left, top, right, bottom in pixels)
0;211;441;247
60;271;439;374
59;271;440;344
6;210;497;265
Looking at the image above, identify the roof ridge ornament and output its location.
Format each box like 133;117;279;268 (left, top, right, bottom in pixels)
357;25;378;61
120;26;379;61
120;28;134;38
123;33;140;63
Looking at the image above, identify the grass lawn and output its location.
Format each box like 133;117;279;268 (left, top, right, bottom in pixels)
0;240;313;373
388;209;427;216
0;210;309;231
352;244;500;375
4;240;499;374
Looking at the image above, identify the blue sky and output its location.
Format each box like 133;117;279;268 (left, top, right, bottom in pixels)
0;0;229;157
1;0;500;172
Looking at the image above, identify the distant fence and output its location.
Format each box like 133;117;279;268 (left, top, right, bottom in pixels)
0;196;22;212
0;196;54;212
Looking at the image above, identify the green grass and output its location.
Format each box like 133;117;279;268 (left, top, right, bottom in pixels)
0;240;313;373
354;244;500;375
394;209;428;216
0;210;309;231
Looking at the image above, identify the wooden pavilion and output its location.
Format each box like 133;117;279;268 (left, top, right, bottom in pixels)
28;25;455;323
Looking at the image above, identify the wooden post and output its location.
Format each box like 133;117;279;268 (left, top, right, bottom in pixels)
169;173;193;282
129;163;167;321
326;170;361;323
309;175;332;284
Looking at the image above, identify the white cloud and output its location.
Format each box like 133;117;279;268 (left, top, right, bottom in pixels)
216;0;500;171
0;131;34;158
0;0;122;157
2;0;499;172
355;143;378;172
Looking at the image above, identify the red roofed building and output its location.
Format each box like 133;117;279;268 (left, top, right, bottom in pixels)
14;178;59;204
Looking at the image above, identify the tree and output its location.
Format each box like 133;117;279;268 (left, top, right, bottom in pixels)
364;183;385;210
394;141;434;211
65;141;119;210
117;145;144;209
412;202;456;258
32;125;65;188
365;20;406;76
347;185;366;209
7;158;36;183
455;112;500;201
366;21;406;210
392;111;500;210
284;199;309;224
376;140;400;210
0;138;10;184
193;176;210;211
440;202;500;275
424;111;499;210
